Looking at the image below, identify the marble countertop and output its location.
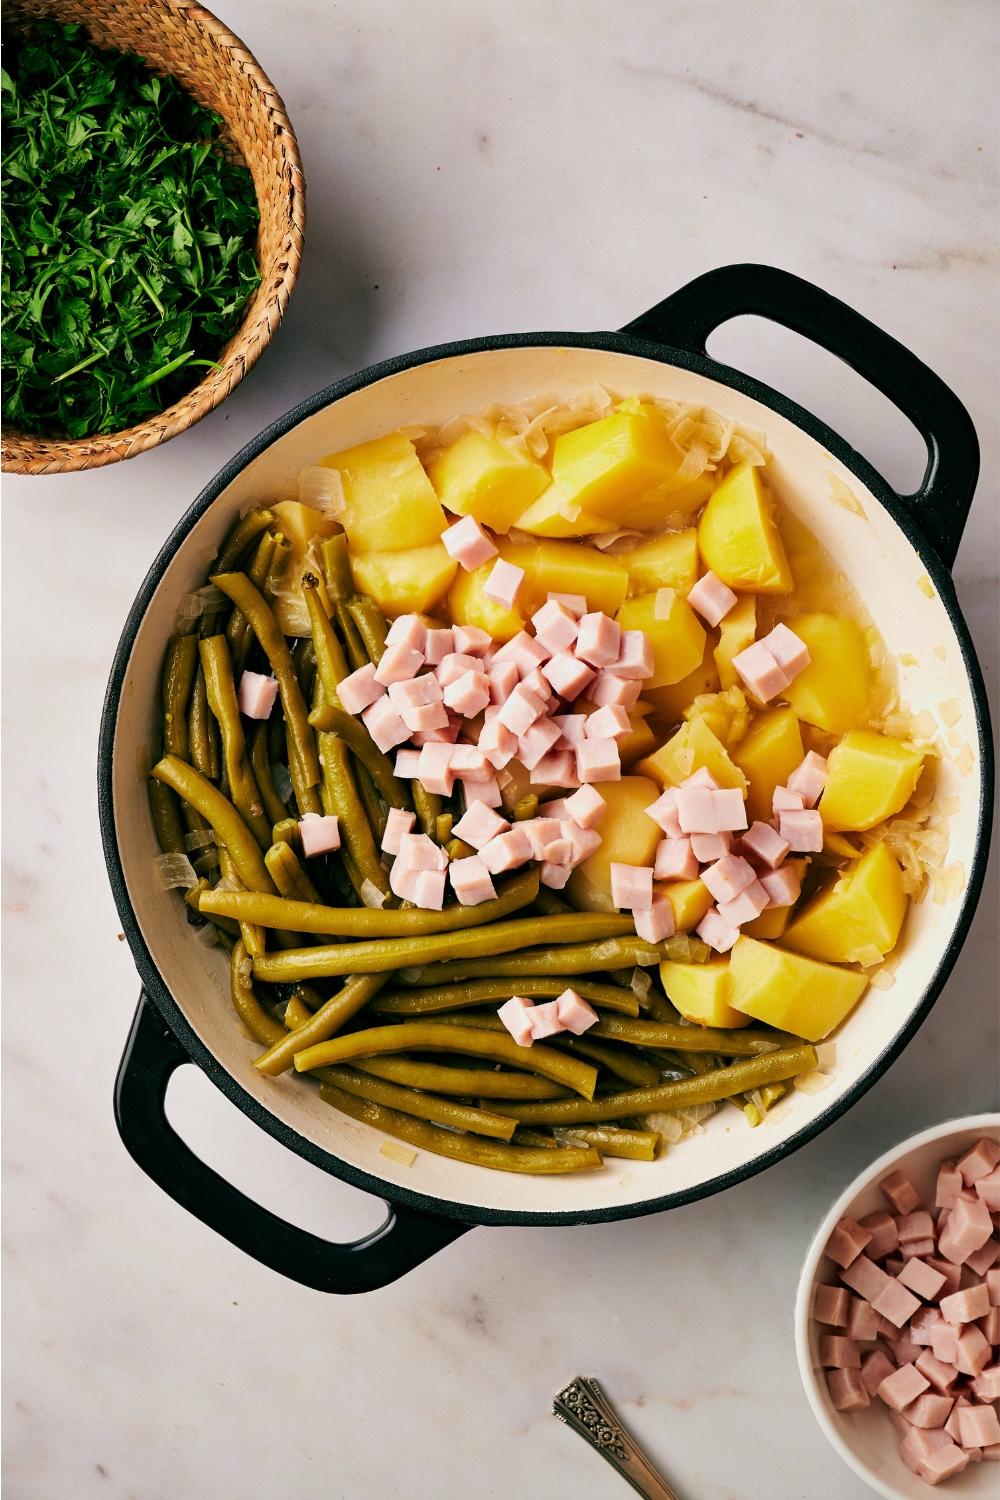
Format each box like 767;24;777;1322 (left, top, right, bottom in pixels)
4;3;997;1496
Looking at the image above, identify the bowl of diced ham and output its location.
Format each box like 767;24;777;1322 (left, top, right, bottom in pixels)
796;1115;1000;1496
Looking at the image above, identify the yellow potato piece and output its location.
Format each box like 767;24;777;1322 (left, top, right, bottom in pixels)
656;877;714;932
727;936;868;1041
321;432;446;553
659;958;750;1029
819;730;926;832
512;485;610;537
530;539;628;619
636;716;747;794
697;463;794;594
551;405;686;518
611;472;716;530
619;711;657;768
730;706;804;825
617;591;705;689
350;545;458;620
447;547;529;642
641;635;720;725
782;843;906;965
564;777;660;912
621;529;699;596
781;614;871;737
269;501;340;633
428;432;549;536
271;500;340;559
714;594;756;689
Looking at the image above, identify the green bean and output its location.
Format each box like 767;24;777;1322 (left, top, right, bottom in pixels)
291;636;317;705
216;847;267;956
283;993;314;1029
319;1084;602;1174
550;1035;661;1089
203;866;539;937
446;837;476;862
513;794;538;822
550;1125;661;1161
318;534;351;598
253;912;633;983
226;530;277;676
249;722;289;828
482;1045;817;1125
350;1056;573;1099
209;573;322;815
511;1127;561;1149
148;779;187;854
304;582;349;703
412;781;443;839
188;662;221;780
346;596;389;664
151;755;277;895
435;813;453;846
392;933;676;988
198;636;271;849
307;702;412;811
316;731;390;900
253;972;387;1075
271;817;299;848
161;635;199;761
644;989;683;1025
265;535;293;600
372;976;640;1018
215;507;276;575
529;888;572;916
354;757;388;844
230;939;286;1048
588;1015;782;1056
294;1022;599;1098
185;880;241;936
263;841;323;903
313;1064;517;1139
267;710;287;770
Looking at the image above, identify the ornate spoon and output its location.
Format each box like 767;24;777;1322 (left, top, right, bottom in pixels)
553;1375;681;1500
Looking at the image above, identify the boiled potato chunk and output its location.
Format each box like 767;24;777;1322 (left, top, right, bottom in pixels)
564;777;660;912
781;614;871;737
641;635;720;725
512;485;609;537
448;549;528;642
697;463;794;594
428;432;549;536
656;877;714;932
269;500;341;633
659;958;750;1029
714;594;756;689
271;500;340;559
609;472;716;530
530;539;628;618
819;730;925;832
728;936;869;1041
617;591;705;689
350;545;457;620
782;843;906;964
321;432;446;553
730;705;804;824
551;404;685;519
618;711;657;768
621;529;699;596
636;716;747;794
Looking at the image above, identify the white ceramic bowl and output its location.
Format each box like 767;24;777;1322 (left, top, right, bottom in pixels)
795;1114;1000;1498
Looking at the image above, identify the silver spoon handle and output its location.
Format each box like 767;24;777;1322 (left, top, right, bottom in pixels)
552;1376;681;1500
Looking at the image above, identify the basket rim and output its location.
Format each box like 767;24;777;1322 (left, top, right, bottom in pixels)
1;0;305;475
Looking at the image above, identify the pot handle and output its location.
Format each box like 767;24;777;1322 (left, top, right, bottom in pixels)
622;263;980;571
114;993;472;1294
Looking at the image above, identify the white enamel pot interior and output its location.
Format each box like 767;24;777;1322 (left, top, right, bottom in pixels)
795;1114;1000;1499
105;334;991;1229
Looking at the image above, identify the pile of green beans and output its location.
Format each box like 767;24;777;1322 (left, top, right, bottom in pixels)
147;500;811;1178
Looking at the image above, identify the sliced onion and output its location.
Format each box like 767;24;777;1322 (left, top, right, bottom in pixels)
153;853;198;890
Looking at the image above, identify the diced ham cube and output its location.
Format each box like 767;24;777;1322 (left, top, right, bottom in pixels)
975;1365;1000;1399
362;696;411;752
687;570;739;627
826;1367;869;1412
647;788;684;838
451;801;510;849
909;1306;943;1345
298;813;341;857
530;750;580;787
939;1195;994;1264
479;827;533;874
733;640;789;702
958;1138;1000;1185
452;626;492;660
701;854;757;904
975;1169;1000;1213
443;669;491;718
460;775;502;808
518;665;551;701
389;860;420;900
717;878;770;927
917;1443;969;1485
521;818;564;862
858;1211;900;1260
449;855;497;907
681;767;721;791
888;1335;926;1367
902;1238;937;1262
394;748;422;778
237;670;279;719
881;1169;923;1215
491;630;550;674
787;751;830;808
555;989;599;1035
897;1210;935;1243
576;737;621;784
675;787;720;834
397;832;448;872
487;660;520;705
541;651;596;702
839;1254;891;1301
899;1258;948;1301
989;1267;1000;1305
381;806;416;855
907;1393;956;1430
690;832;732;862
423;628;454;666
385;613;428;654
712;789;750;832
539;861;571;889
773;785;806;812
547;592;587;618
654;837;699;882
410;719;461;745
758;865;803;909
814;1284;852;1326
449;745;491;781
413;742;455;796
478;714;518;770
414;869;446;910
528;1000;565;1040
481;557;524;610
761;622;810;681
441;514;498;570
819;1335;861;1369
498;996;535;1047
589;672;642;710
956;1325;992;1376
958;1406;1000;1450
390;699;448;737
575;612;621;668
560;821;602;867
696;907;740;953
936;1158;963;1210
741;820;790;869
531;600;580;655
338;662;385;715
388;672;445;715
898;1425;955;1475
940;1284;991;1325
518;717;563;770
860;1349;896;1396
551;713;586;748
915;1350;959;1396
633;895;676;943
966;1236;1000;1275
374;641;423;685
846;1296;880;1341
437;652;482;687
585;704;631;742
871;1277;922;1328
610;862;654;911
612;630;654;680
497;681;548;736
879;1362;931;1410
779;809;824;852
930;1324;960;1366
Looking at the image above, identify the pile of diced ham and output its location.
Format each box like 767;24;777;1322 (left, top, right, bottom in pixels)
497;987;600;1047
815;1138;1000;1486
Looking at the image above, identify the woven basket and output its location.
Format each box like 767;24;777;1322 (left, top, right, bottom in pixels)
2;0;305;475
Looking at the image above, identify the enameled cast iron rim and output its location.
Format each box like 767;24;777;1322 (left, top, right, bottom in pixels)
98;328;995;1229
